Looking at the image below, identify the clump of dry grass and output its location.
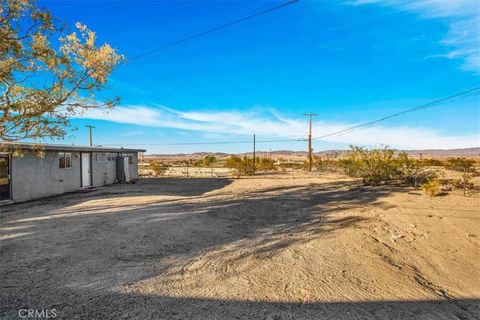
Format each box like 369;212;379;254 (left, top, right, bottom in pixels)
422;179;442;197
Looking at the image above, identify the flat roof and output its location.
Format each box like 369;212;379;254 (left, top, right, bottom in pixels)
0;142;146;153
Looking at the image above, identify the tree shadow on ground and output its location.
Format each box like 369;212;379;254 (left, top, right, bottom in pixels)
72;296;480;320
1;293;478;320
1;179;451;319
0;178;234;214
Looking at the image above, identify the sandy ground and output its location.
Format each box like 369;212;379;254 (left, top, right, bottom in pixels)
1;174;479;319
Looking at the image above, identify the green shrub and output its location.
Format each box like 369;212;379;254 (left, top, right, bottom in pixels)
339;147;444;186
340;146;399;185
202;155;217;167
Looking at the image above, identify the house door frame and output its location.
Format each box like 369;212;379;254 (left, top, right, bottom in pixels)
0;153;11;201
81;152;92;188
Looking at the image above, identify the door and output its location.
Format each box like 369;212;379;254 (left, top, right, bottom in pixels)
124;156;131;182
81;153;92;187
0;155;10;200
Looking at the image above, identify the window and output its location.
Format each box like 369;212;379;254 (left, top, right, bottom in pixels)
108;153;117;161
59;152;72;169
128;155;133;164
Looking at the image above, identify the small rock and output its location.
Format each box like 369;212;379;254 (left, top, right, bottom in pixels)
410;224;417;228
390;234;404;243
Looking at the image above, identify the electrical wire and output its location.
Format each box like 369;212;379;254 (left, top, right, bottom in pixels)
100;87;479;148
129;0;300;61
103;137;307;147
312;87;480;140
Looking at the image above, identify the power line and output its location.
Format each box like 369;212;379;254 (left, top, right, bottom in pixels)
103;138;307;147
313;87;480;140
99;87;478;148
129;0;300;61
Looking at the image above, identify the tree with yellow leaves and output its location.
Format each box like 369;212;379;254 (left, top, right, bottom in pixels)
0;0;124;141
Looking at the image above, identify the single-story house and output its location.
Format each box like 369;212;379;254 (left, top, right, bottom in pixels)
0;143;146;203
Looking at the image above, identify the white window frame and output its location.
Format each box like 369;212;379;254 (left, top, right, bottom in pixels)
59;152;72;169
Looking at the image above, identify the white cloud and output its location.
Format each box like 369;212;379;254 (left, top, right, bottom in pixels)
350;0;480;73
121;130;145;137
75;105;479;150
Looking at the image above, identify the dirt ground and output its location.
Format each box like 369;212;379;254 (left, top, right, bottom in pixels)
1;174;479;319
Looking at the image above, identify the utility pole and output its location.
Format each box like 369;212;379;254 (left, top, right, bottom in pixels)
253;134;256;172
85;125;95;146
303;113;318;172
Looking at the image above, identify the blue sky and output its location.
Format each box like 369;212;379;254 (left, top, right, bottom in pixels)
42;0;479;153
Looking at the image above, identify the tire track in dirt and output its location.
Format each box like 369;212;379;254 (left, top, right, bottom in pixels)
364;216;479;320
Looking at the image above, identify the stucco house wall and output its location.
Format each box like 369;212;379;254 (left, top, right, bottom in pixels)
11;151;82;202
92;152;118;186
1;143;145;203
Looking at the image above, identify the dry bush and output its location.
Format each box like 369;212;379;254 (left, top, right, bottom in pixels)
225;155;254;175
278;162;303;171
445;158;476;171
420;158;444;166
397;152;437;188
256;157;276;171
194;155;217;167
150;161;170;177
445;157;478;195
422;179;442;197
339;147;442;187
340;146;399;185
312;156;338;172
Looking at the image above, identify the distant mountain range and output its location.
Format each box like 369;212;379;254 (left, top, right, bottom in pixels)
146;147;480;158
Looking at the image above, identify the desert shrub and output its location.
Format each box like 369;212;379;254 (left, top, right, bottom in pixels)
445;157;476;172
450;179;475;190
419;158;444;167
225;155;254;175
313;156;338;172
445;157;478;195
256;157;276;171
174;159;195;166
150;161;170;177
422;179;442;197
193;155;217;167
203;155;217;166
397;152;437;188
302;160;310;171
278;162;303;171
225;155;241;169
340;146;400;185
